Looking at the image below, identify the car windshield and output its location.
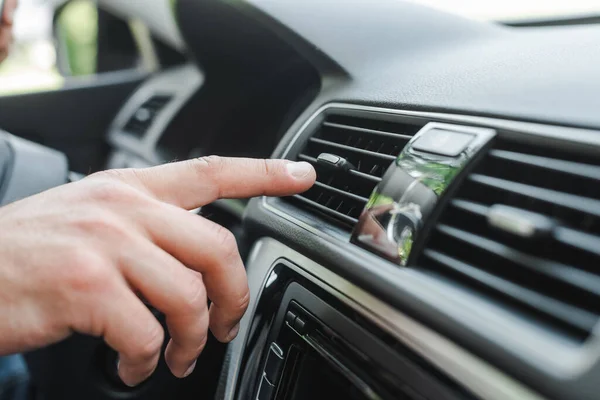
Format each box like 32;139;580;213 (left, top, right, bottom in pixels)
412;0;600;21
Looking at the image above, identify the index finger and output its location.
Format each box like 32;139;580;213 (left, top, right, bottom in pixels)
103;157;316;210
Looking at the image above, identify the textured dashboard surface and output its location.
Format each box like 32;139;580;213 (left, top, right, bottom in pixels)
183;0;600;129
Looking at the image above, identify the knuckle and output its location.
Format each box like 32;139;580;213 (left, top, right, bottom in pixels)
190;156;226;199
213;225;239;261
73;213;132;242
260;158;277;177
196;155;224;172
64;251;112;293
84;178;140;205
88;169;129;183
134;326;164;362
181;278;207;315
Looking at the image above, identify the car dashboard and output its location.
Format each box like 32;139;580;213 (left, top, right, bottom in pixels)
101;1;600;399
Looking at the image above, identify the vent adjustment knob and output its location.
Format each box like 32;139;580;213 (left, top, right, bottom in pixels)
316;153;355;172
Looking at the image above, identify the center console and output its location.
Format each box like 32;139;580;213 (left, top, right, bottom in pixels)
240;266;471;400
220;239;542;400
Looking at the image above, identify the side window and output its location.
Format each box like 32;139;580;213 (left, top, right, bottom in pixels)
0;0;156;96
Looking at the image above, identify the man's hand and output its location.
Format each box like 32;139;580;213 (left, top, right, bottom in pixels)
0;0;17;63
0;157;315;386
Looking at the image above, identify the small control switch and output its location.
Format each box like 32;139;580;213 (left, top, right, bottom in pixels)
264;343;285;384
285;311;297;325
293;317;307;334
316;153;356;172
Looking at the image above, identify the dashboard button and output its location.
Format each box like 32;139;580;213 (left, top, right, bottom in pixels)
293;317;307;334
411;128;474;157
257;375;275;400
285;310;297;325
317;153;341;165
264;343;285;384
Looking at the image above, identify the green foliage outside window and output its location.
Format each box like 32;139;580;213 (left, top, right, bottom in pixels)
56;0;98;76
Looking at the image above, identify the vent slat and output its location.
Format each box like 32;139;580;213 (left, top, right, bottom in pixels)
554;227;600;258
298;154;317;163
452;199;600;260
436;224;600;297
423;249;598;335
314;181;370;203
470;174;600;218
309;137;397;162
282;112;422;230
415;138;600;343
323;121;413;141
349;169;383;183
291;195;359;226
490;149;600;183
450;199;488;216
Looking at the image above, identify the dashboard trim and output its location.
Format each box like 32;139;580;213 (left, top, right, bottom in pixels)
223;238;546;400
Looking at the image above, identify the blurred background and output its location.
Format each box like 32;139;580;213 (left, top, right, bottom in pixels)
0;0;94;94
0;0;157;95
0;0;598;96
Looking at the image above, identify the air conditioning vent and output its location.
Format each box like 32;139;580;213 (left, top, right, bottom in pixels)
414;138;600;342
123;95;173;138
286;113;423;229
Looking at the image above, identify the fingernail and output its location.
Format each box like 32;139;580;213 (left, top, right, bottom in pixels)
118;360;154;387
286;162;313;179
182;361;196;378
227;323;241;342
118;362;138;387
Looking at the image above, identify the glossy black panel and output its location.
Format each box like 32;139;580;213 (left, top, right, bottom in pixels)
235;260;476;400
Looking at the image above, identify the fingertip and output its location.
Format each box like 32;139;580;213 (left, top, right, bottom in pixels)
208;308;242;344
286;161;315;181
226;323;241;342
164;339;204;379
209;322;240;344
285;161;316;193
118;358;157;387
164;340;184;378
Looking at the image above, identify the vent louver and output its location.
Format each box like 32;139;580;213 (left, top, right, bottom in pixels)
123;95;173;138
286;114;422;229
415;138;600;342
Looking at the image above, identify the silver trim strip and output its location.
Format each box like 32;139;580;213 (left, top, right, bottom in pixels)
223;238;546;400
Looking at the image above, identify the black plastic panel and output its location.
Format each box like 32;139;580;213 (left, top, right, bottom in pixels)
0;71;146;173
235;260;475;400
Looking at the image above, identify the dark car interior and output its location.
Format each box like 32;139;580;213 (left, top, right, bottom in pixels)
0;0;599;399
